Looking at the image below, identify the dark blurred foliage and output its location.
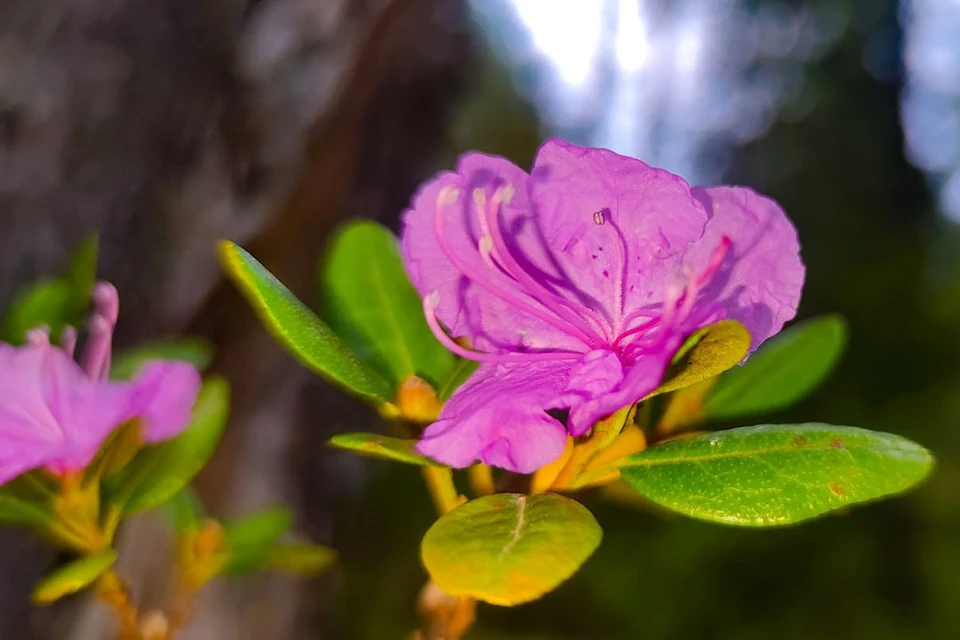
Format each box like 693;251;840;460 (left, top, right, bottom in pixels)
331;1;960;639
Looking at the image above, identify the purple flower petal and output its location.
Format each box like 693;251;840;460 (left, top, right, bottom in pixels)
0;343;130;483
417;361;570;473
529;139;709;328
689;186;804;350
125;361;202;443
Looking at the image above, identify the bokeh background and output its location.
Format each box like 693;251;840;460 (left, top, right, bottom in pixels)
2;0;959;638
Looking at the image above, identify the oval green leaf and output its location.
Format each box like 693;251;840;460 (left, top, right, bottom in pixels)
704;315;847;420
648;320;751;398
319;221;455;388
328;433;445;467
2;280;72;344
32;549;118;604
421;493;602;606
219;241;392;403
106;377;230;515
620;423;934;527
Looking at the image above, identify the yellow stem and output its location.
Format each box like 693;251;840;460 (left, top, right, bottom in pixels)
466;464;494;496
98;570;143;640
421;467;462;515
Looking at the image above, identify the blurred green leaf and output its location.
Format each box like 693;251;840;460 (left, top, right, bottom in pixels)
437;358;480;402
421;493;602;605
328;433;445;467
319;221;456;388
105;377;229;515
219;241;392;404
1;235;99;344
65;234;99;321
162;489;206;534
110;337;215;380
259;543;336;576
222;507;295;575
2;280;72;344
0;485;53;529
620;423;934;527
704;315;848;420
648;320;751;398
31;549;117;604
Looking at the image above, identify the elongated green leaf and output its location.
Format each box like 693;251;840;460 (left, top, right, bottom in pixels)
2;280;72;344
110;337;215;380
0;486;52;529
219;241;392;403
320;221;455;388
620;424;934;527
421;493;602;606
648;320;751;398
260;543;336;576
705;315;847;420
328;433;445;467
106;377;229;515
32;549;117;604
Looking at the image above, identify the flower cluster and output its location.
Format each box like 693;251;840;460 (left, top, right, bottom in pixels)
401;140;804;472
0;282;200;485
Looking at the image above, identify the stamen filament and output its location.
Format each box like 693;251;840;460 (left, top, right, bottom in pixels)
433;188;598;347
480;187;610;344
423;294;582;364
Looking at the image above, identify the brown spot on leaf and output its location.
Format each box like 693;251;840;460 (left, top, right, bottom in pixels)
830;438;845;450
793;436;808;448
830;483;846;497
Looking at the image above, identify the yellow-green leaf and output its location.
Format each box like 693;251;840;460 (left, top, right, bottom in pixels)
260;543;337;576
32;549;117;604
328;433;445;467
421;493;602;606
649;320;750;397
219;241;392;403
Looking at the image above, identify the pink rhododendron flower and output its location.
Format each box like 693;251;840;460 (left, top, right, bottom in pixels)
0;283;201;485
402;139;804;473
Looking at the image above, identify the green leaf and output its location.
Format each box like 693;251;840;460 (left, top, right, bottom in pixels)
65;234;99;321
704;315;848;420
319;221;456;388
259;543;336;576
222;508;296;575
0;485;53;529
219;241;392;404
648;320;751;398
328;433;445;467
421;493;602;606
620;423;934;527
32;549;117;604
105;377;229;515
2;280;72;344
110;337;215;380
162;489;207;534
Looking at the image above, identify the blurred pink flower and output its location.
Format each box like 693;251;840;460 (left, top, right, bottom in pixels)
402;139;804;473
0;283;200;485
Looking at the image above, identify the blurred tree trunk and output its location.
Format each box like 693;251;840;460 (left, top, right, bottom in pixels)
0;0;472;637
